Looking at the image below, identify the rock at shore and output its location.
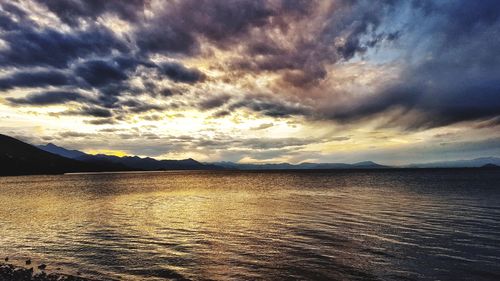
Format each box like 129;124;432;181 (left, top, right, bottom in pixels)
0;263;94;281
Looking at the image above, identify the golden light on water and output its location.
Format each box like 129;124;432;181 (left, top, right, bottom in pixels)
2;171;499;280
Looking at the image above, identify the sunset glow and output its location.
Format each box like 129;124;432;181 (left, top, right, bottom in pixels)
0;0;499;164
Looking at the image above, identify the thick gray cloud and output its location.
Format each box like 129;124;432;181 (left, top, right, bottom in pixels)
60;106;114;118
229;95;311;118
313;0;500;129
0;0;499;134
7;91;90;106
36;0;148;26
0;70;74;90
158;63;205;84
229;0;401;87
0;24;127;68
75;60;129;87
134;0;290;55
0;1;205;117
198;94;231;110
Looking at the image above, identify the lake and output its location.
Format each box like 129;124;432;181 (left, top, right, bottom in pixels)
0;169;499;280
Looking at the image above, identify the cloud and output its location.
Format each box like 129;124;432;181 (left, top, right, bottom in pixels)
118;99;166;113
85;118;118;125
36;0;148;26
238;137;317;150
0;2;29;30
134;0;279;55
63;106;114;118
158;62;205;84
0;24;127;68
198;94;231;110
7;91;89;106
331;136;350;142
1;0;500;164
58;131;92;138
251;123;274;130
230;95;311;118
212;110;231;118
228;0;401;87
0;70;74;90
75;60;129;87
312;0;500;129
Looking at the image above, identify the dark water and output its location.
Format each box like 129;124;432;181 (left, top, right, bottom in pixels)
0;169;499;280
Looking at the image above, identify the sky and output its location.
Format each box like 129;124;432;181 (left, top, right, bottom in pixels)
0;0;499;165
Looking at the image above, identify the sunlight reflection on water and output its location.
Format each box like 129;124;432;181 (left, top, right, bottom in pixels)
1;170;499;280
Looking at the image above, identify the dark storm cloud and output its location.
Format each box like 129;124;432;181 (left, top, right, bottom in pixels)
0;2;28;30
212;110;231;118
0;12;17;31
427;0;500;42
36;0;148;26
217;0;500;129
158;63;205;84
0;70;74;90
0;2;27;17
118;99;166;113
231;0;401;87
0;2;156;114
80;106;113;118
198;94;231;110
230;95;311;118
85;118;118;125
316;0;500;129
135;0;274;55
1;0;499;133
34;0;311;55
0;25;128;68
60;106;114;118
75;60;129;87
7;91;90;106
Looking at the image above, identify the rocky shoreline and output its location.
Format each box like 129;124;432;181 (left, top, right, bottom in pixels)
0;263;95;281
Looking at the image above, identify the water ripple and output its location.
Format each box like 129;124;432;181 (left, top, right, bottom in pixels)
0;169;499;280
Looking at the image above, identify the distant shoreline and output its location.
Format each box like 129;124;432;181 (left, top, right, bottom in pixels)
0;166;498;178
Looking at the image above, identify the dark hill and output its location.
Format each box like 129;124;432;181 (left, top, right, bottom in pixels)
0;134;103;176
38;143;87;159
212;160;390;170
481;163;500;169
76;154;221;170
38;142;222;171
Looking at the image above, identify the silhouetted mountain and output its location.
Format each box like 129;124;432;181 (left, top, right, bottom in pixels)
38;143;87;159
212;161;390;170
352;161;390;169
481;163;500;169
408;157;500;168
38;143;131;171
6;135;499;176
38;142;222;171
77;154;221;170
0;134;107;176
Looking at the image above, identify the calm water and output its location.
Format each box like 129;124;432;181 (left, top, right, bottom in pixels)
0;170;499;280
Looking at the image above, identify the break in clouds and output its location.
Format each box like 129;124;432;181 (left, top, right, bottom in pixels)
0;0;499;163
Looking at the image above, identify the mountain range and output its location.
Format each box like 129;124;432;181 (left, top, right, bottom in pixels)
38;142;220;171
406;157;500;168
0;134;117;176
1;134;499;176
211;161;390;170
38;143;396;170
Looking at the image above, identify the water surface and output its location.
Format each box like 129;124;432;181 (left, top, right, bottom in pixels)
1;169;499;280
